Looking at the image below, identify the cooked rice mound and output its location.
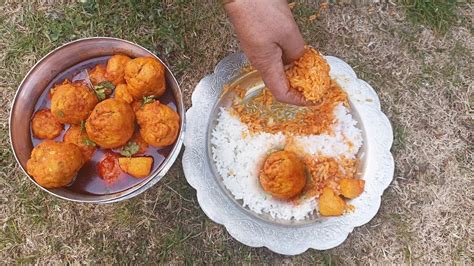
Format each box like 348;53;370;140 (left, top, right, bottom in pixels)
285;47;331;102
211;103;363;220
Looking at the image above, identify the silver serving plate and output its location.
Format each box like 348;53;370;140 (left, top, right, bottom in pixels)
183;53;394;254
9;37;185;203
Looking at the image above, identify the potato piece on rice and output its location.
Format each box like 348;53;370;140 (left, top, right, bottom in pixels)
319;187;346;216
339;178;365;199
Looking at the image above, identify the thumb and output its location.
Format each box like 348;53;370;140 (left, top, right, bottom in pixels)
258;50;307;106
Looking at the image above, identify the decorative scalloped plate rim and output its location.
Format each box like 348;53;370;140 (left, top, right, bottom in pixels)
183;53;394;255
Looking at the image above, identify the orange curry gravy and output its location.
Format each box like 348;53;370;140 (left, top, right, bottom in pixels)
31;56;177;195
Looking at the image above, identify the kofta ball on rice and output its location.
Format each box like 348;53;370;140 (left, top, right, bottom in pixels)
259;150;306;200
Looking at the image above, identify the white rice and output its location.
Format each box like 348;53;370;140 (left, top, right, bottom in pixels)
211;103;363;220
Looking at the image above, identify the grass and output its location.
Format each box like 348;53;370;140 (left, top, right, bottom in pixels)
402;0;463;33
393;124;407;152
1;0;473;264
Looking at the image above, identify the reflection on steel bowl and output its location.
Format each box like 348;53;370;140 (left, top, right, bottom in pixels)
9;37;185;203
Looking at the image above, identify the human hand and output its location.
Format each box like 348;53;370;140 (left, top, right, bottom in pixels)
225;0;307;105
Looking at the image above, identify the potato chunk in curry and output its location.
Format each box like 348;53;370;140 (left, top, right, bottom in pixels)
118;157;153;178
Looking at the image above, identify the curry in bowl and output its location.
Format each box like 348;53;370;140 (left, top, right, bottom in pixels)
27;54;180;195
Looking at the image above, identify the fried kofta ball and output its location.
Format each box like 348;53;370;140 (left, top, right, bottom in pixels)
63;125;97;161
114;84;134;104
31;109;63;139
105;54;131;86
86;99;135;148
259;150;306;200
88;65;108;85
124;57;166;99
26;141;84;188
50;81;98;124
136;101;179;147
130;100;143;113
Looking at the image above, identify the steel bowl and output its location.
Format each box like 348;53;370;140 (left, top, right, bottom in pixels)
9;37;185;203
